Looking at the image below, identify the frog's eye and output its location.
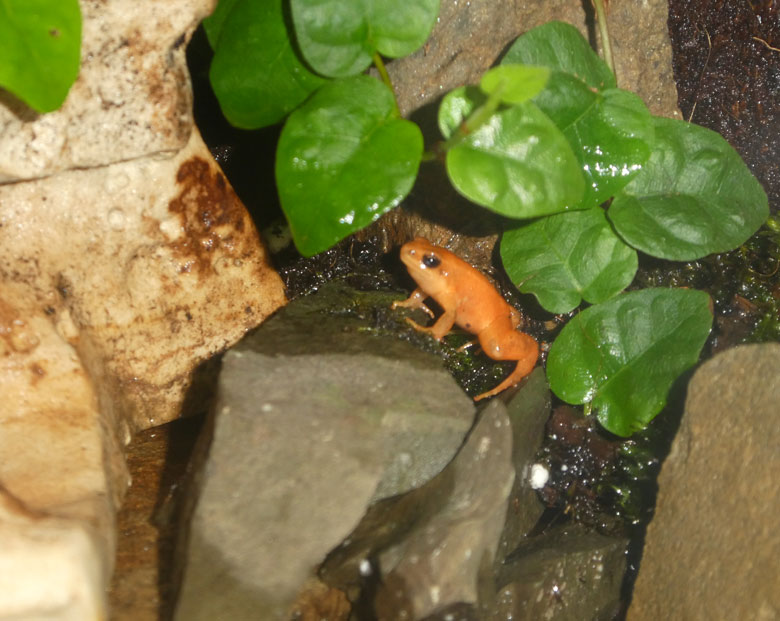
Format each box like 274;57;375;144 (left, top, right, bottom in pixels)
422;253;441;268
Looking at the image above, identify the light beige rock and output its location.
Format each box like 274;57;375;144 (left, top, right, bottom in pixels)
1;127;286;436
0;282;124;621
0;488;107;621
0;281;126;526
0;0;287;618
0;0;211;182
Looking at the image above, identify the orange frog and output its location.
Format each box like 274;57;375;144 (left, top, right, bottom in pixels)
392;237;539;401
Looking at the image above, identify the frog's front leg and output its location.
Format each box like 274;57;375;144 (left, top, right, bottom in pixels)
391;288;435;318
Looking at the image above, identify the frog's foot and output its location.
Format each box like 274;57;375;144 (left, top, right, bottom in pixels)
391;289;435;318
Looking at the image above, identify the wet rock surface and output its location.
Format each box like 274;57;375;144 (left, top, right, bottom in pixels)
174;282;476;620
492;523;627;620
628;343;780;620
171;282;629;620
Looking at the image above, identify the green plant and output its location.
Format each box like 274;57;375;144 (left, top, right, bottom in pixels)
204;1;768;436
0;0;82;112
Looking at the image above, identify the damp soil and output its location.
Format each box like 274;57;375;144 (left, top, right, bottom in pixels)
109;5;779;618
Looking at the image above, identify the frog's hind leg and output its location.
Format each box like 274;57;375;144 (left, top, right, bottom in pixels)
474;331;538;401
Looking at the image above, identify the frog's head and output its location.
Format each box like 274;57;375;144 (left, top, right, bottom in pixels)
399;237;452;297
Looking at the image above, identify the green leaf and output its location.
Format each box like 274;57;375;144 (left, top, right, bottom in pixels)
502;20;615;91
562;88;654;208
276;76;422;256
547;288;712;436
437;85;484;139
290;0;439;78
202;0;242;47
501;208;637;314
480;64;550;104
609;117;770;260
0;0;81;112
209;0;326;129
526;70;596;129
443;95;584;218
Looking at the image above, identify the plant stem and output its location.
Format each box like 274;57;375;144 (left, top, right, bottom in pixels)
592;0;615;80
373;52;400;115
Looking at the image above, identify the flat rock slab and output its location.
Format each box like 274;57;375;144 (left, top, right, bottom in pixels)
629;343;780;620
175;282;476;620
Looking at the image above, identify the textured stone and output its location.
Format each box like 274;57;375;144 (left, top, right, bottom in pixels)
0;281;125;621
0;1;286;618
491;523;627;620
1;126;285;435
628;344;780;620
175;287;476;620
494;368;550;567
389;0;678;120
374;400;515;620
0;488;106;621
0;0;212;182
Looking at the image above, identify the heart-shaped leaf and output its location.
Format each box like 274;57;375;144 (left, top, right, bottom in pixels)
209;0;326;129
502;20;615;91
501;208;637;314
0;0;81;112
547;288;712;436
276;76;422;256
441;90;584;218
609;117;769;260
501;67;653;210
291;0;439;78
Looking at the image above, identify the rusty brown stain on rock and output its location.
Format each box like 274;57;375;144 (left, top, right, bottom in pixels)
29;362;46;385
168;157;255;278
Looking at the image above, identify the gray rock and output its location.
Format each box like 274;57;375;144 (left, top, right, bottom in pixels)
319;374;550;614
491;524;628;620
373;400;515;620
175;282;476;620
495;368;551;566
628;343;780;620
